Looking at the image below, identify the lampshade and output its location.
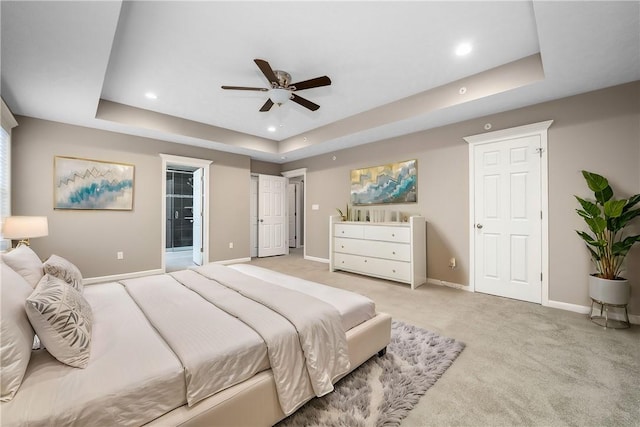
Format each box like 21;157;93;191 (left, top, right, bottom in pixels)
269;88;292;105
2;216;49;241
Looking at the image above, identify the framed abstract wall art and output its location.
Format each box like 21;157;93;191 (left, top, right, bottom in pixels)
350;159;417;205
54;156;134;210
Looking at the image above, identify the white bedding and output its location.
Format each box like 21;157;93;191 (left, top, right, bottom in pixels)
120;273;270;407
188;264;351;414
228;264;376;331
0;282;186;427
1;264;379;426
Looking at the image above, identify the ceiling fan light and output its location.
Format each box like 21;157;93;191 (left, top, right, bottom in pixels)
269;88;291;105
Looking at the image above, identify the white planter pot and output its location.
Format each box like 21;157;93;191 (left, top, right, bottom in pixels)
588;275;630;305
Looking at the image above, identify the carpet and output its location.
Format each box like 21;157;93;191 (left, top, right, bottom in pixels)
277;320;466;427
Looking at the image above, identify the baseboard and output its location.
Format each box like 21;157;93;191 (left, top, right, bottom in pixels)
547;299;639;325
427;278;470;291
215;257;251;265
84;268;164;285
305;255;329;264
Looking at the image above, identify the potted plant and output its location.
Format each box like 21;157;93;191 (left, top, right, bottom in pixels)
336;204;350;221
575;170;640;305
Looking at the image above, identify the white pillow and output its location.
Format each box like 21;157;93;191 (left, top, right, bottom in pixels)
1;245;44;288
43;254;83;293
0;261;36;401
25;274;93;368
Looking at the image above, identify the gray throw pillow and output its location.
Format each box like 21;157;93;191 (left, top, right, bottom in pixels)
43;254;83;293
25;274;93;368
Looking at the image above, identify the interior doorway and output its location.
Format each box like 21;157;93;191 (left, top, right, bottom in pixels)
288;178;304;249
281;168;307;258
160;154;212;272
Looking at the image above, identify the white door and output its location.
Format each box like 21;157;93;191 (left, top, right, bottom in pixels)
288;183;298;248
474;135;542;303
250;175;258;258
192;168;203;266
258;174;288;257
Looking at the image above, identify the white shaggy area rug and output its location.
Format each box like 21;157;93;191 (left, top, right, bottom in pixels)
277;320;466;427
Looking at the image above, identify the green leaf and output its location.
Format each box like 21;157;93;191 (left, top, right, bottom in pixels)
575;196;600;218
576;230;604;247
584;216;606;234
612;208;640;230
623;194;640;212
582;170;613;204
612;235;640;257
603;199;626;218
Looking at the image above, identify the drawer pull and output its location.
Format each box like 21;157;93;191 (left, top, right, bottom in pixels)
364;259;367;263
392;269;396;273
392;233;395;237
392;251;396;255
341;245;344;248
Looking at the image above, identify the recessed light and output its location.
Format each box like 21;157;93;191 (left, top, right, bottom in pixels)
455;42;472;56
267;126;277;132
145;92;158;99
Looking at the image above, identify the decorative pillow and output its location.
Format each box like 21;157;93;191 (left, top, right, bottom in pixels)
1;244;44;288
43;254;83;293
25;275;93;368
1;262;36;401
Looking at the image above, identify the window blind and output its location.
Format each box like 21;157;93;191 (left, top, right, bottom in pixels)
0;126;10;250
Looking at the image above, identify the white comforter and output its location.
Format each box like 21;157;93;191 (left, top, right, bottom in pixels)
0;282;186;427
177;263;351;414
2;264;364;424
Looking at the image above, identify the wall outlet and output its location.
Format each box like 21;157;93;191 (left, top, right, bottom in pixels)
117;251;124;260
312;204;319;210
228;242;233;249
449;257;456;269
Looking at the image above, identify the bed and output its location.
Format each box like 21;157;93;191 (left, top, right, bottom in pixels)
0;247;391;427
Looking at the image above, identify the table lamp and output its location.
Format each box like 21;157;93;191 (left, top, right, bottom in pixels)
2;216;49;247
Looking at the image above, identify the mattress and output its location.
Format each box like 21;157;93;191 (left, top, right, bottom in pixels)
0;282;186;427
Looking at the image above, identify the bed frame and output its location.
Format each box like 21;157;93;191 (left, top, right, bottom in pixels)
145;312;392;427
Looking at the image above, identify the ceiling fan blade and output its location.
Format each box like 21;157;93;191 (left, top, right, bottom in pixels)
259;99;274;112
221;86;268;91
254;59;279;86
290;76;332;91
291;94;320;111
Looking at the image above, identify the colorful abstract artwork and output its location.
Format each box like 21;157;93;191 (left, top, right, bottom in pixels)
351;159;417;205
54;156;134;210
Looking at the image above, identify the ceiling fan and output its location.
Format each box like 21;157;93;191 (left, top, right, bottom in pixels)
221;59;331;112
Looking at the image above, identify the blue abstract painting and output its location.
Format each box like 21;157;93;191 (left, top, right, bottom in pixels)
54;156;134;210
351;159;417;205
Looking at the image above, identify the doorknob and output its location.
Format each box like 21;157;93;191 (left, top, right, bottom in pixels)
259;219;264;223
476;223;483;229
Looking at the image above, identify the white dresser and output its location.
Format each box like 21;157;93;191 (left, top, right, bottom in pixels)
329;216;427;289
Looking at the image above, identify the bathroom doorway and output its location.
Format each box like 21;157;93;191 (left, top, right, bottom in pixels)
160;154;211;272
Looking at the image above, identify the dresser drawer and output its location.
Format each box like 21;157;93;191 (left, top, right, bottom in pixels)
364;225;411;243
333;253;412;283
334;237;410;261
334;223;364;239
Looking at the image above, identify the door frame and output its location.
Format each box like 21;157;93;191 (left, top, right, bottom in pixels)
464;120;552;305
287;181;302;248
160;154;212;272
281;168;307;257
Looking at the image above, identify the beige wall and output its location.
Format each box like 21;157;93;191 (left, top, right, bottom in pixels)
284;81;640;314
250;159;281;175
11;117;252;278
10;82;640;315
